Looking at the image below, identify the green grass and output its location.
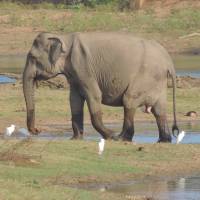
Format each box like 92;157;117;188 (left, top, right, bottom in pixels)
1;2;200;35
173;55;200;70
167;88;200;116
0;1;200;55
0;139;144;199
0;139;200;199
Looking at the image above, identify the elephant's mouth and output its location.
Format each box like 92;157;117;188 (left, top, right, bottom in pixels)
35;71;62;81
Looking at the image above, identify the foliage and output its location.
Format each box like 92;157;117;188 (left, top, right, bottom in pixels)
0;0;117;7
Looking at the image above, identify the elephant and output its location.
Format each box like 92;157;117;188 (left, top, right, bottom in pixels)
23;32;179;142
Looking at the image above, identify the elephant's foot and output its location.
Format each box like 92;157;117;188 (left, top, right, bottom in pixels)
157;135;172;143
110;133;119;141
117;132;133;142
103;133;119;141
29;127;40;135
70;133;83;140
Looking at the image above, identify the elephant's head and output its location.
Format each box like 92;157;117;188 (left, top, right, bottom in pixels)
23;32;72;134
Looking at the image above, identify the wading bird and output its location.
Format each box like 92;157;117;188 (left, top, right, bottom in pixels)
5;124;15;136
98;138;105;155
176;131;185;144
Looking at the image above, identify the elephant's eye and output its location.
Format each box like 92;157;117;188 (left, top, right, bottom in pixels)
29;54;37;61
30;53;34;58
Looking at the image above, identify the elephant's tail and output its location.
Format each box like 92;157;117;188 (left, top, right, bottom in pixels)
168;69;179;137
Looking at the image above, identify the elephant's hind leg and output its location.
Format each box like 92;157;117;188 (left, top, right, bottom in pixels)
118;107;135;141
70;86;85;139
152;96;171;143
118;91;137;141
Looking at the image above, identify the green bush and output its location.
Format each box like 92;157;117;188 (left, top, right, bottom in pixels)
0;0;115;5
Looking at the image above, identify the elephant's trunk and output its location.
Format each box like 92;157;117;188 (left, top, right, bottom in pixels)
23;56;36;133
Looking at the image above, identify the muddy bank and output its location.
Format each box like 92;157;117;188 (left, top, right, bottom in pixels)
39;76;200;90
176;76;200;89
4;74;200;89
3;72;200;89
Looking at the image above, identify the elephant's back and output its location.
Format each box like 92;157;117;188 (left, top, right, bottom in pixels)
73;32;174;106
81;33;145;106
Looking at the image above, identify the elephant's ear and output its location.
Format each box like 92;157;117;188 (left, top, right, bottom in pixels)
48;37;67;65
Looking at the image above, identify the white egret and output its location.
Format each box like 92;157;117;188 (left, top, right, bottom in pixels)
98;138;105;155
176;131;185;144
5;124;15;136
178;178;186;189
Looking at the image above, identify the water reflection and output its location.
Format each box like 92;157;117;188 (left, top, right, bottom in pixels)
106;176;200;200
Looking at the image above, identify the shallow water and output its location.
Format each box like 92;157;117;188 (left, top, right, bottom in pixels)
176;70;200;78
96;176;200;200
0;75;16;83
6;121;200;144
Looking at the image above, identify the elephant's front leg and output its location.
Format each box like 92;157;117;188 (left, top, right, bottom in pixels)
90;111;116;139
70;87;85;139
84;85;116;140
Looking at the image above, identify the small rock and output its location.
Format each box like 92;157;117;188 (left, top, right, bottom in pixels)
18;128;30;136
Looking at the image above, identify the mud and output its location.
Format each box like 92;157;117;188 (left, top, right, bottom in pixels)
0;139;40;167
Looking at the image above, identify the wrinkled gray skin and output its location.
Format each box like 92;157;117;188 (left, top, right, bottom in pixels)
23;32;179;142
